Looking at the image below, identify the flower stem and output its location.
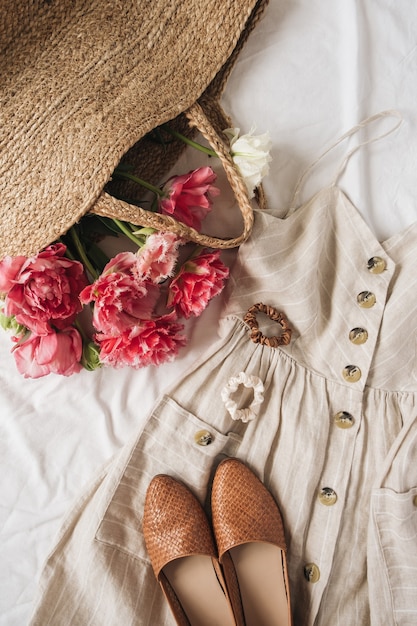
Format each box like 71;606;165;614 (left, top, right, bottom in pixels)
74;317;89;342
131;227;156;237
113;170;164;197
112;219;145;248
69;227;99;280
163;127;218;157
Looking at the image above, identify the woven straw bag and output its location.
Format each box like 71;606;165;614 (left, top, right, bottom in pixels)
0;0;268;258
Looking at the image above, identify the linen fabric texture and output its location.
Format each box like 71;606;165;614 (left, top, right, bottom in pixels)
30;133;417;625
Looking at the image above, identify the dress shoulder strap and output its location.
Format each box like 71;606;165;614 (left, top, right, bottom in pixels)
288;109;403;213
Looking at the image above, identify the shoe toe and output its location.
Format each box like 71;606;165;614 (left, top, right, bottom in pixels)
143;474;216;579
212;458;286;559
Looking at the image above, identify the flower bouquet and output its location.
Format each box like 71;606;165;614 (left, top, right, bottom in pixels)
0;127;271;378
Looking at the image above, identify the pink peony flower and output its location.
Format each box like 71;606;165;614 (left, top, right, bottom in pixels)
96;312;187;368
79;251;159;334
136;232;181;283
159;166;220;230
168;249;229;319
100;250;138;276
12;327;83;379
1;243;87;335
0;255;27;293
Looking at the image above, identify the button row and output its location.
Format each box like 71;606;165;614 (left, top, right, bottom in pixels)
305;412;354;584
310;255;383;587
342;256;386;383
306;411;356;583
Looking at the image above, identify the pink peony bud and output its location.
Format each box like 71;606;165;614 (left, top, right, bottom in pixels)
159;166;219;230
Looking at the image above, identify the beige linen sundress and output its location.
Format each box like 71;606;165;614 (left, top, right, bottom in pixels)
30;113;417;626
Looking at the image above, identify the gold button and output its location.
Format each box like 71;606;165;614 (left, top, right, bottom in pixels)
367;256;386;274
342;365;361;383
304;563;320;583
318;487;337;506
349;327;368;345
357;291;376;308
194;430;213;446
334;411;355;429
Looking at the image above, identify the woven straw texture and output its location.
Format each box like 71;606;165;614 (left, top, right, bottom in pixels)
0;0;268;257
143;474;216;579
92;101;256;249
211;458;287;559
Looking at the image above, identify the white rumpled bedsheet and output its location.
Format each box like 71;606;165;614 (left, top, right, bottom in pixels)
2;1;417;623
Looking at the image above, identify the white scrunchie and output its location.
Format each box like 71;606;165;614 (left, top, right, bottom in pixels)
221;372;265;423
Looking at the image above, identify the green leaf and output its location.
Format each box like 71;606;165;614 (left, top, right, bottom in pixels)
84;241;110;274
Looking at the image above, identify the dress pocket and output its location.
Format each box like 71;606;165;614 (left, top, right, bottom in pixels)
94;395;241;562
370;486;417;625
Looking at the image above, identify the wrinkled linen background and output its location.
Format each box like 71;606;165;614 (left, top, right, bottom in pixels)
2;2;417;623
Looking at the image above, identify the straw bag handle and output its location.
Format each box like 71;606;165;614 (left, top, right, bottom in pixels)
90;101;256;249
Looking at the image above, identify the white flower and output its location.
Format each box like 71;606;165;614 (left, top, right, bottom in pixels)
224;127;272;198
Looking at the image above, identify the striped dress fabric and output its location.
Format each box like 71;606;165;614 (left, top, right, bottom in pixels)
30;185;417;625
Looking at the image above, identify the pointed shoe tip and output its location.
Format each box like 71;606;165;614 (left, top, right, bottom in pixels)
143;473;216;579
212;457;287;556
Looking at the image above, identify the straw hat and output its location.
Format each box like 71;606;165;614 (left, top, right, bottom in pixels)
0;0;268;258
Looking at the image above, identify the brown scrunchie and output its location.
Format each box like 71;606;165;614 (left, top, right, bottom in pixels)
244;303;292;348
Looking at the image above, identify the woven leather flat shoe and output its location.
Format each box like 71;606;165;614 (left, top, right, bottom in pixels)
211;458;292;626
143;474;236;626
